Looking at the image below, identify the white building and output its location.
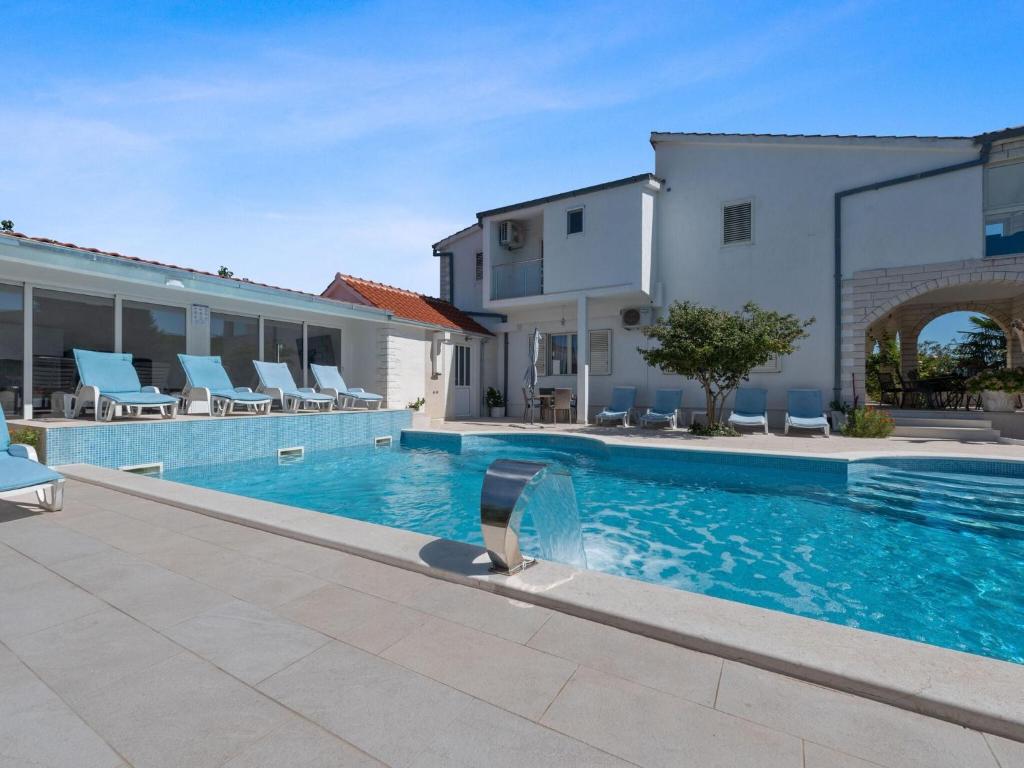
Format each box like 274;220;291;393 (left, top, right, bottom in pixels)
435;126;1024;426
0;231;489;421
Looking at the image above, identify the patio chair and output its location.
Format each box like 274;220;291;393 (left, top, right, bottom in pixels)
177;354;272;416
72;349;179;421
521;387;544;422
639;388;682;429
253;361;334;413
876;371;904;407
595;386;637;427
784;389;830;437
0;409;63;512
551;388;573;423
727;387;769;434
309;364;383;409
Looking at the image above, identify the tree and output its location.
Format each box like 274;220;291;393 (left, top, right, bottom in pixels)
0;220;13;232
217;266;234;278
955;315;1005;371
639;301;813;427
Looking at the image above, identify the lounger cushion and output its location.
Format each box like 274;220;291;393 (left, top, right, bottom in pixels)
788;416;828;428
348;391;383;401
0;454;61;492
73;349;142;393
210;388;271;403
179;354;235;391
642;411;674;421
100;392;178;406
729;413;767;425
295;391;334;402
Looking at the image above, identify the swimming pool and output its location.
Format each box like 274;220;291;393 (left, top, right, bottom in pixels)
163;432;1024;663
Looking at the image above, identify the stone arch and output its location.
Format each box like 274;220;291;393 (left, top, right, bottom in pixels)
862;273;1024;329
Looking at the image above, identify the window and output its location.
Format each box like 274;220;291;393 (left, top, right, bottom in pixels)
306;325;341;378
0;283;23;416
475;253;483;281
122;301;187;392
751;353;781;373
549;333;578;376
211;312;259;389
263;319;304;385
566;208;584;236
32;289;114;414
723;200;752;245
454;345;471;386
589;330;612;376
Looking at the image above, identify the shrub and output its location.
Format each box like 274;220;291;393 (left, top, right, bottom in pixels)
966;368;1024;393
8;427;40;448
841;408;894;438
485;387;505;408
689;422;739;437
406;397;426;411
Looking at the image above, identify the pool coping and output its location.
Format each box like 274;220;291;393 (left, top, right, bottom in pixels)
58;457;1024;742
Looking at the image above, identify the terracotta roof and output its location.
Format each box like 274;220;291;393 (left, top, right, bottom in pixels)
324;274;493;336
0;230;330;302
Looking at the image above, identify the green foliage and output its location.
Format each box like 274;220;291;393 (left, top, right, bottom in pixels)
639;301;812;426
688;422;739;437
957;315;1006;370
406;397;426;411
485;387;504;407
865;333;899;401
217;266;234;278
966;367;1024;393
916;340;958;378
841;407;894;438
8;427;39;448
0;220;13;232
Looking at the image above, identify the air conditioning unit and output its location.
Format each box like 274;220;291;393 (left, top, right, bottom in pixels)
620;307;653;329
497;220;524;249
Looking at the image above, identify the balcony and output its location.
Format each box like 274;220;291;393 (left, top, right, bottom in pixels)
491;259;543;300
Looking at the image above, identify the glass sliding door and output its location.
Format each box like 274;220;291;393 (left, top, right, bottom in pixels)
211;312;259;389
0;284;23;416
306;325;341;377
122;301;186;393
263;319;304;384
32;289;114;414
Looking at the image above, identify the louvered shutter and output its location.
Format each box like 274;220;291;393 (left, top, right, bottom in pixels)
535;334;547;376
723;201;752;244
589;330;611;375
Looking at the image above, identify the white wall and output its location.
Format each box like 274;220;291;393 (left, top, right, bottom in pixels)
441;227;485;313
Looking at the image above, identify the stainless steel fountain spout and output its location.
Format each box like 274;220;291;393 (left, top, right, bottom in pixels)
480;459;547;574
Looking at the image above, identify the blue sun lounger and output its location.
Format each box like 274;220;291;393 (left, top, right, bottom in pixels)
728;387;769;434
0;408;63;511
785;389;830;437
178;355;272;416
73;349;179;421
595;386;637;427
310;364;384;409
253;361;334;412
639;388;683;428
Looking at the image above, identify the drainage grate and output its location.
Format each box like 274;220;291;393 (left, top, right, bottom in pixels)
374;435;393;447
119;462;163;477
277;446;305;464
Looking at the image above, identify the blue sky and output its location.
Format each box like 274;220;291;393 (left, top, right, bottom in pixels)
2;1;1021;311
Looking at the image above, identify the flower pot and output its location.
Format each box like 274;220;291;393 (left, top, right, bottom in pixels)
410;411;432;428
981;390;1018;412
489;407;506;418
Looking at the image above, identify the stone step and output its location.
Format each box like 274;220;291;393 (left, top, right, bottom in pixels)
886;409;989;421
892;417;993;429
892;425;1002;441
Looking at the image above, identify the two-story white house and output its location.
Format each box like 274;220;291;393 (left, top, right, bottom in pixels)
435;126;1024;427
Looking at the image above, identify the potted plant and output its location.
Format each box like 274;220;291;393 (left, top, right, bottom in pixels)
828;399;850;432
966;368;1024;412
486;387;506;418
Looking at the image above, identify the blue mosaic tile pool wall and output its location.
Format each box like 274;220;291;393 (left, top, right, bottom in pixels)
44;409;412;470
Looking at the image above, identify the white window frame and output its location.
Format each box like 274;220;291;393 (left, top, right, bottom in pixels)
721;198;754;247
566;207;584;237
547;332;578;376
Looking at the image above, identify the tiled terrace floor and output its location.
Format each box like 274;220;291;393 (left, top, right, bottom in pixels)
1;481;1021;768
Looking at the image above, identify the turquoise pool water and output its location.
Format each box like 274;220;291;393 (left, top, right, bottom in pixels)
163;433;1024;663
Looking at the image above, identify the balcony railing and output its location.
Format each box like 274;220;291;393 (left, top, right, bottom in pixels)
491;258;543;300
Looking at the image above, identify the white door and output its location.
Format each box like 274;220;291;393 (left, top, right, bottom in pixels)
453;344;472;417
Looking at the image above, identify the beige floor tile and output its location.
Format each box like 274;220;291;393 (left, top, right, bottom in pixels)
0;560;106;642
259;640;474;767
528;611;723;705
401;577;553;643
409;699;635;768
8;606;182;705
312;549;437;603
112;498;211;532
74;652;290;768
0;645;123;768
804;742;888;767
53;549;234;629
221;716;387;768
541;665;802;768
714;661;998;768
0;540;30;571
164;599;329;684
382;616;577;720
986;734;1024;768
0;515;113;564
59;509;181;554
277;583;427;654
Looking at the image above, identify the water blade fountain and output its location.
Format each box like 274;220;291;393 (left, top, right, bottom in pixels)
480;459;587;574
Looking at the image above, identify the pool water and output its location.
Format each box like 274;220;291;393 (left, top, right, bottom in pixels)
163;434;1024;663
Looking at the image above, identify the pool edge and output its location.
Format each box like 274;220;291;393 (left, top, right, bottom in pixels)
58;461;1024;742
